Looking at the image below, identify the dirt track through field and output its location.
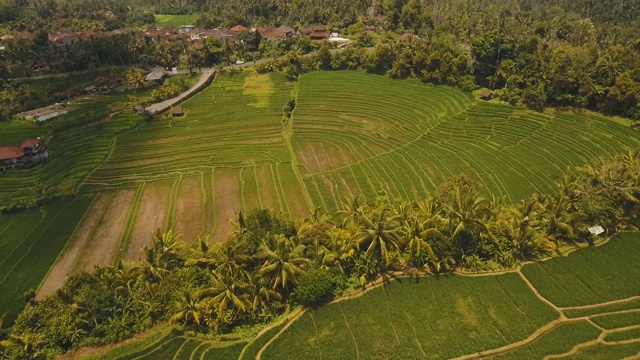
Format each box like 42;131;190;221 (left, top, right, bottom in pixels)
125;182;172;261
211;167;241;242
36;193;112;299
172;176;203;246
74;189;136;271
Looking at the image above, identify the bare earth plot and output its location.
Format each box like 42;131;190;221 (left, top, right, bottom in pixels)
75;189;137;270
125;182;172;261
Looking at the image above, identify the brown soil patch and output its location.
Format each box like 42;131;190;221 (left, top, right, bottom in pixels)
256;165;281;212
75;189;136;272
172;176;204;246
202;170;216;238
37;193;112;299
211;167;241;242
241;166;262;211
125;183;172;261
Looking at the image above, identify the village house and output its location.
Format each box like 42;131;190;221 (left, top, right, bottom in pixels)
0;138;48;171
0;146;23;170
171;106;184;117
258;27;286;41
277;25;295;37
480;89;493;100
145;67;166;82
309;25;330;40
226;25;248;37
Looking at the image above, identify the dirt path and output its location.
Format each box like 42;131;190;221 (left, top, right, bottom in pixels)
559;296;640;311
255;309;304;360
454;319;566;360
516;269;564;314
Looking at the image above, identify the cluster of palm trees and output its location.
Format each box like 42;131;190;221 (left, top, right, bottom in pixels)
4;151;639;358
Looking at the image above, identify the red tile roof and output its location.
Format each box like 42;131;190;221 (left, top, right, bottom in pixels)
0;146;23;161
230;25;248;32
258;27;286;39
20;139;39;149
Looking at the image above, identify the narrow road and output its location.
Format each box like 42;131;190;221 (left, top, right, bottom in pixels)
144;68;216;114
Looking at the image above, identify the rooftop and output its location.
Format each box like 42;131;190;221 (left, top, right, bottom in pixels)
0;146;23;161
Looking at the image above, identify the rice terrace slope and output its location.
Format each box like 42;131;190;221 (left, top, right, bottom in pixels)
35;70;640;299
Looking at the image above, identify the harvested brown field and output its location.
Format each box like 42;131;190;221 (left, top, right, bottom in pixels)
172;176;204;245
74;189;136;272
124;182;172;261
211;167;241;242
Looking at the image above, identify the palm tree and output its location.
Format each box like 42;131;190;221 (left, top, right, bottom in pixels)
336;194;366;228
247;273;282;315
125;67;146;89
0;333;37;357
402;216;443;271
296;205;332;236
544;193;577;247
204;268;250;320
499;195;555;259
350;209;404;266
144;229;185;269
113;261;142;295
444;188;495;258
258;234;310;291
169;290;206;326
184;235;213;268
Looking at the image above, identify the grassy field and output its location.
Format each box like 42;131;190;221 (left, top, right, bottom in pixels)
0;197;92;325
258;233;640;359
521;232;640;307
155;14;198;27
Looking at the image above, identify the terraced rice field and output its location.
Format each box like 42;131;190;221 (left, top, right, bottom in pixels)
0;198;92;325
83;72;309;245
80;71;640;248
259;233;640;359
293;72;640;207
9;70;640;319
0;93;144;204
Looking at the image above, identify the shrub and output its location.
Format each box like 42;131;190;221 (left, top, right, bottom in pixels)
291;268;335;306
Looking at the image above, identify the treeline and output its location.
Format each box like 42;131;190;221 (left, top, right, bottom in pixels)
2;0;639;31
2;151;639;359
2;0;639;120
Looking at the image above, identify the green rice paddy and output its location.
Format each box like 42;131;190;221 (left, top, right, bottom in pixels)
0;197;92;325
155;14;198;27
